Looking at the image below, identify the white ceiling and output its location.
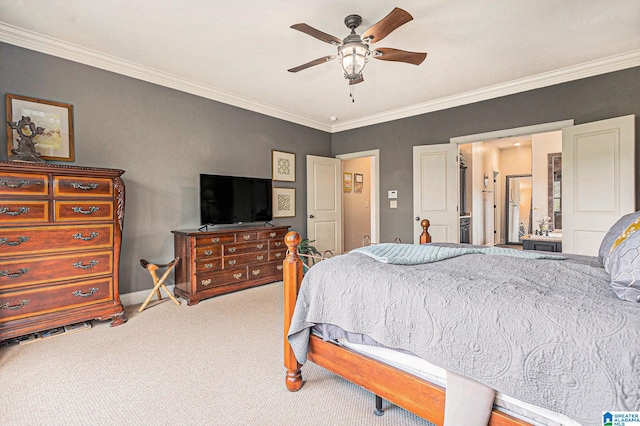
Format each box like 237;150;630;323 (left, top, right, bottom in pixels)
1;1;639;133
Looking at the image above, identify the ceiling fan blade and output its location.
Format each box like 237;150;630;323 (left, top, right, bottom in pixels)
349;76;364;85
290;23;342;45
288;55;336;73
373;48;427;65
362;7;413;44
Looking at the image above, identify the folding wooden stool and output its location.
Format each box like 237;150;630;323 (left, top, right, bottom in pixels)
138;257;181;312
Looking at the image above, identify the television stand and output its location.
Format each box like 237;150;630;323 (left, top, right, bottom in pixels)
172;225;290;305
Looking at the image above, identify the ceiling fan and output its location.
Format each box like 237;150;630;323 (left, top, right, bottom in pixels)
288;7;427;86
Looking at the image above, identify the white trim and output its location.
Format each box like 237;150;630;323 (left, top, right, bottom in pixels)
449;120;575;144
331;50;640;133
119;285;175;306
1;22;638;134
336;149;380;243
0;23;331;133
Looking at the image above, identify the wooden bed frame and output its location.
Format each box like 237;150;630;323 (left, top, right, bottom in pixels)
282;229;531;426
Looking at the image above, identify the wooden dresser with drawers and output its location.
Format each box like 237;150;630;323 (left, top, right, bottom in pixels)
0;161;126;341
172;225;290;305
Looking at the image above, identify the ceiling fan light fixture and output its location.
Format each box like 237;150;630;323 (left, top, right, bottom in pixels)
338;41;369;80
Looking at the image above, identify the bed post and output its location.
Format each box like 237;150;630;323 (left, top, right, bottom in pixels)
283;231;303;391
420;219;431;244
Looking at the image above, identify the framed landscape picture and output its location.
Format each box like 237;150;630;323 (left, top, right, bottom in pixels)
5;94;75;162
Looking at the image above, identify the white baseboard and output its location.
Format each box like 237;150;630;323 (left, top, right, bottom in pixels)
119;285;175;306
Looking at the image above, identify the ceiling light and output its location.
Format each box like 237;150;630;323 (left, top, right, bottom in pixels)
338;36;369;81
514;142;522;146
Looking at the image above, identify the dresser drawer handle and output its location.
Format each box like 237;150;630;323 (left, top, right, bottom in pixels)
0;207;30;216
0;267;31;278
228;260;237;266
204;263;213;269
270;232;276;238
242;235;250;240
0;179;30;189
275;252;282;258
274;241;282;247
228;247;236;253
204;250;213;256
70;182;99;190
72;206;99;215
277;265;283;271
211;237;219;243
252;269;260;276
256;244;264;249
0;236;29;246
233;273;243;280
72;287;99;298
256;255;264;261
73;232;99;241
73;260;99;269
201;278;212;286
0;299;30;310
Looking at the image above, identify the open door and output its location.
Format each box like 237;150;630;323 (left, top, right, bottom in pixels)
562;115;635;255
306;155;343;254
413;144;460;243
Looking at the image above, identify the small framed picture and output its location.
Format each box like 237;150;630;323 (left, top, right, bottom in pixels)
273;187;295;218
272;150;295;182
6;93;75;162
343;172;352;192
354;173;363;193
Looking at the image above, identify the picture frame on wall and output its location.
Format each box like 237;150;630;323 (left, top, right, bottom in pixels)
343;172;352;192
273;187;296;218
272;150;295;182
354;173;363;193
5;93;75;162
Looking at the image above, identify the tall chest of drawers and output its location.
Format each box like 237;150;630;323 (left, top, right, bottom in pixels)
172;225;290;305
0;161;126;341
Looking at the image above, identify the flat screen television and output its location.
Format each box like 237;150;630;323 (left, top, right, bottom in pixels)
200;174;272;226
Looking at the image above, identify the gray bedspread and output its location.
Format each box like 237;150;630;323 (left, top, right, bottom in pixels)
287;248;640;426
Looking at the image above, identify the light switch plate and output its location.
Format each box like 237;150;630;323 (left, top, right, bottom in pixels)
390;200;398;208
388;190;398;199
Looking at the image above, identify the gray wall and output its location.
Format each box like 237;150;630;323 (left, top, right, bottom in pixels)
3;41;640;293
0;43;331;294
332;66;640;244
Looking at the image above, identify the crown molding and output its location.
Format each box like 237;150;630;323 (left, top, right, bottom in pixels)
0;23;331;133
330;49;640;133
2;23;639;135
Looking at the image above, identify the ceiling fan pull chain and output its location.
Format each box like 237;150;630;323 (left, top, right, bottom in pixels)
350;86;355;103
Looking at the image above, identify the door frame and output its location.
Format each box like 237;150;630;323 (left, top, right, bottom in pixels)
337;149;380;244
450;120;574;245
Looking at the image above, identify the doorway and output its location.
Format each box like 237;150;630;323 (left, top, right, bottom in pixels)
337;150;379;252
307;150;379;254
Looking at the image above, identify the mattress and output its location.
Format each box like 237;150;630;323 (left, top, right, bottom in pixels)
337;338;582;426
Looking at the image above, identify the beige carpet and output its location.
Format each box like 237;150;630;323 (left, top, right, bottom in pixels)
0;282;434;426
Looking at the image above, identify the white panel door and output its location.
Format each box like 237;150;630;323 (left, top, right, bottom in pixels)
307;155;343;254
413;144;459;243
562;115;635;255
